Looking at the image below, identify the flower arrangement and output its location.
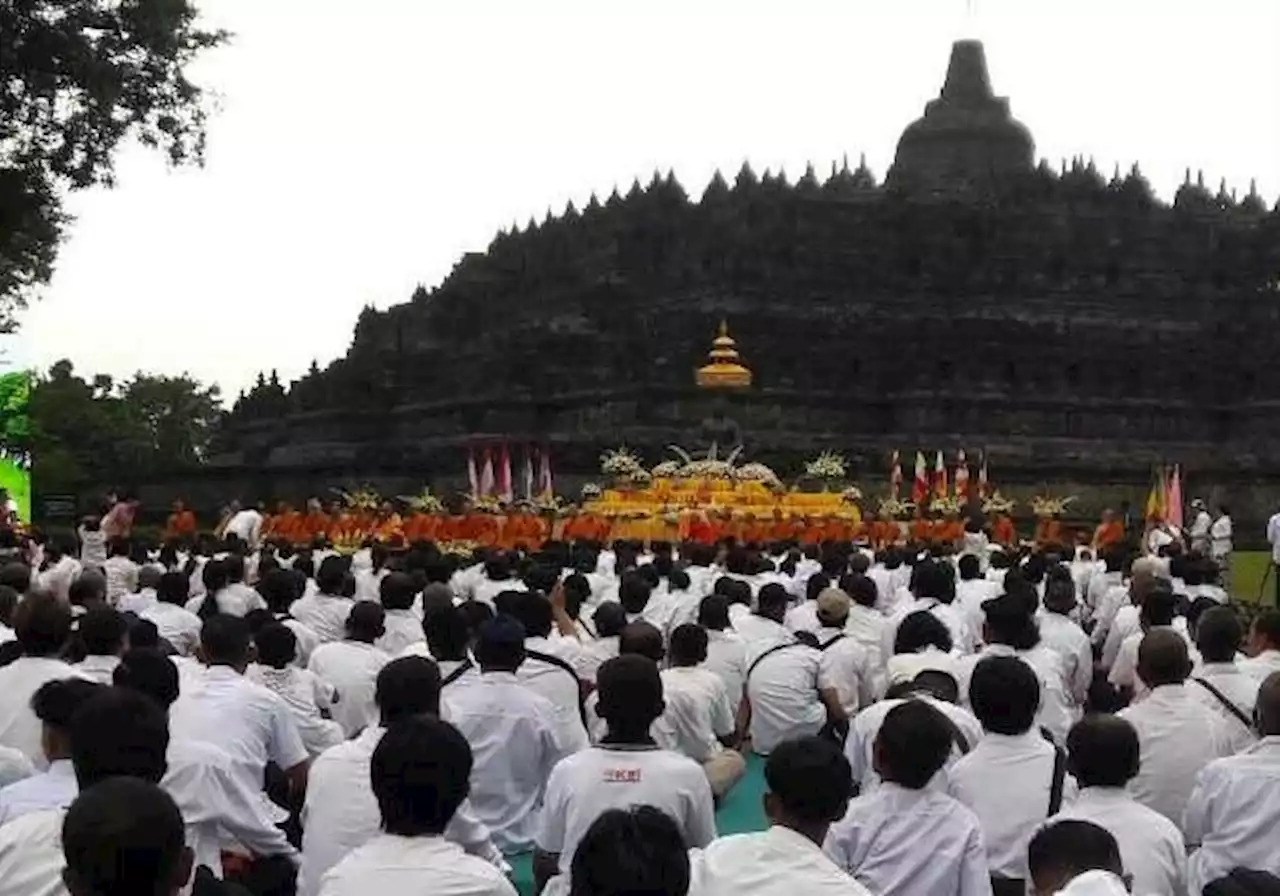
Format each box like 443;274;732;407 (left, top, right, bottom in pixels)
651;460;681;478
534;494;572;517
581;483;603;500
472;495;503;514
397;488;444;514
981;491;1016;515
804;451;847;481
877;496;915;518
331;486;382;512
930;495;961;515
438;540;479;561
841;485;864;504
735;462;783;489
1031;494;1076;517
600;447;645;478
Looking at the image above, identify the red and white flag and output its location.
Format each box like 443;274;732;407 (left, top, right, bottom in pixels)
933;451;948;500
497;445;514;504
538;446;554;497
467;447;479;499
890;450;903;498
911;452;928;504
977;451;989;500
479;448;495;498
954;450;970;503
522;447;535;501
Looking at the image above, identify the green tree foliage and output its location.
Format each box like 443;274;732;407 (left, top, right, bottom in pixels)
31;360;223;493
0;372;31;453
0;1;227;324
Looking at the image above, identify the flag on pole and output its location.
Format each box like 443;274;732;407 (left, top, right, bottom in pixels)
1166;464;1184;529
1144;465;1166;521
933;451;948;500
890;450;903;498
954;449;970;503
538;446;554;498
467;447;479;499
497;445;514;504
479;448;495;498
977;451;988;501
911;452;928;504
522;447;535;501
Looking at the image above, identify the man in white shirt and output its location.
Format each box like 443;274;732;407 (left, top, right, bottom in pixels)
1108;587;1185;700
824;700;991;896
698;596;749;711
1116;630;1233;832
1084;551;1124;624
101;538;138;606
533;654;715;895
1050;715;1187;896
73;606;127;685
317;714;515;896
1026;821;1128;896
744;610;842;756
444;616;573;855
302;657;507;896
1185;671;1280;893
811;589;877;716
1240;611;1280;682
1038;578;1092;714
510;592;590;754
883;561;973;663
0;678;101;824
734;583;795;654
142;571;204;658
223;502;265;551
34;539;81;606
1209;505;1233;591
290;556;357;644
1191;607;1261;753
949;656;1075;890
1091;556;1160;651
0;596;85;766
956;554;999;645
662;624;745;798
842;575;886;685
472;555;527;610
690;735;873;896
308;602;392;737
1188;499;1213;555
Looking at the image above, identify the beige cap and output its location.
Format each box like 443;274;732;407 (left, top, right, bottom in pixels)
816;587;852;622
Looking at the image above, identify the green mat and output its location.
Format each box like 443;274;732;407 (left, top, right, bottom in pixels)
508;753;769;894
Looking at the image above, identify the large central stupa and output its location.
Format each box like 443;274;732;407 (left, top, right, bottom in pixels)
220;40;1280;519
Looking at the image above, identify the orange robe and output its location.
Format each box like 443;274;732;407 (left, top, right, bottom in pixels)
164;511;197;541
910;519;933;544
936;521;964;545
992;515;1016;547
301;512;331;544
1036;518;1062;547
1093;521;1124;550
374;514;404;543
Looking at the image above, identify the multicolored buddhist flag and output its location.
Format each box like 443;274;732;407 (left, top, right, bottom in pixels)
890;450;903;498
933;451;948;500
1166;465;1184;528
954;449;970;503
497;445;514;504
1144;465;1167;521
479;448;495;498
538;447;554;498
977;451;989;500
912;452;929;504
467;448;479;499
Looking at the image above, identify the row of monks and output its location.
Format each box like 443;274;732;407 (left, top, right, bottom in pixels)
163;498;1125;552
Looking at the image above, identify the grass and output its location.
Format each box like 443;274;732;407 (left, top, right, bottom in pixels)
0;458;29;523
1230;551;1274;606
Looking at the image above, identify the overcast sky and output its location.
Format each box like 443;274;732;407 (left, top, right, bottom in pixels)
21;0;1279;399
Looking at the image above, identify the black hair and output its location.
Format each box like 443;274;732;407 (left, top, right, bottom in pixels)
1065;715;1139;788
371;716;472;837
0;585;18;627
697;595;730;631
894;611;953;655
596;655;664;739
874;700;953;790
69;690;170;788
1140;587;1178;629
562;574;591;618
62;778;188;896
957;554;981;581
757;582;789;618
968;656;1039;735
983;591;1041;651
14;595;72;656
316;555;351;595
254;623;298;669
199;614;251;667
569;806;690;896
1027;820;1123;890
913;561;955;604
375;656;442;724
618;622;664;663
511;592;553;638
667;569;690;592
1196;606;1243;663
157;572;189;607
79;607;128;656
618;573;652;615
593;602;627;639
346;601;386;642
113;649;180;710
805;574;831;603
423;605;469;661
764;735;853;824
32;678;104;732
474;614;526;670
1136;629;1192;687
668;624;708;666
1252;611;1280;649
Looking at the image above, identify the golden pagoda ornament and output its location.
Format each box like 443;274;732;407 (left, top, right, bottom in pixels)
695;320;753;389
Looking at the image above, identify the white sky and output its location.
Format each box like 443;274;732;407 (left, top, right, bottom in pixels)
21;0;1280;399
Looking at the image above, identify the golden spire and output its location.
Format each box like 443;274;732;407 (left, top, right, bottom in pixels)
696;320;753;389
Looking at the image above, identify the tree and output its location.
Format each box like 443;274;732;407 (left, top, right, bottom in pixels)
0;1;227;324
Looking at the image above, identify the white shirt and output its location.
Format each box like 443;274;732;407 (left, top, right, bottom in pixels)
947;731;1077;880
1238;649;1280;683
0;656;87;767
73;654;120;686
518;637;589;754
308;640;391;737
0;759;76;825
318;834;517;896
883;599;972;663
117;587;157;614
140;601;204;657
575;635;619;684
0;807;65;896
225;509;265;547
1188;662;1261;754
845;695;981;793
823;782;991;896
1037;613;1092;708
445;672;569;854
300;726;505;896
1268;512;1280;564
815;627;876;716
1084;571;1122;618
0;748;31;791
1209;515;1233;560
1091;584;1130;648
745;642;827;755
784;601;821;635
734;614;793;653
956;643;1073;743
536;744;715;879
689;825;874;896
190;582;266;618
370;608;421;656
290;593;356;644
1189;510;1213;549
660;666;735;763
956;579;1000;646
101;555;138;604
1109;624;1196;696
1050;787;1186;896
246;664;345;757
703;630;749;710
35;556;80;605
1117;683;1234;831
1185;736;1280;893
472;577;526;610
843;605;886;678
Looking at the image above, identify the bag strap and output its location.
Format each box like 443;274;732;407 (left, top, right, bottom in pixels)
1048;743;1067;816
747;642;801;679
1192;677;1255;731
818;633;847;652
441;659;474;687
526;648;588;724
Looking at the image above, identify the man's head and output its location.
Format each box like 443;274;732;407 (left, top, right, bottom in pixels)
968;656;1039;736
423;605;469;662
696;595;731;631
33;679;104;765
79;607;128;657
1256;671;1280;736
893;610;953;656
762;736;853;842
379;573;418;612
197;614;252;671
1135;628;1193;689
756;583;789;623
596;655;664;740
1195;606;1243;664
69;690;170;789
568;807;690;896
619;622;664;663
346;601;386;644
618;573;652;616
371;716;472;838
872;700;953;790
913;561;955;604
62;778;192;896
14;594;72;657
113;649;181;710
957;554;981;582
315;555;351;596
1248;611;1280;657
474;614;526;672
816;588;851;629
1129;556;1162;599
510;592;553;639
375;656;442;726
1138;587;1177;630
1065;715;1139;789
1027;820;1126;896
253;623;297;669
667;624;708;668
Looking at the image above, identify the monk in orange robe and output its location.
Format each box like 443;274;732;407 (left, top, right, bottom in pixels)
935;515;964;547
163;500;197;541
992;514;1016;547
504;511;546;551
373;504;404;543
910;515;933;545
1092;509;1124;552
300;499;331;544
